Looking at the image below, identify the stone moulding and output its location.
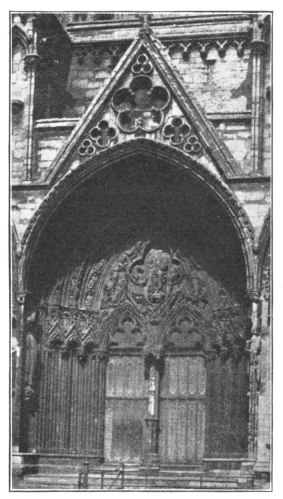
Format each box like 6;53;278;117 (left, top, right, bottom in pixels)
164;36;251;61
41;27;242;186
19;138;255;296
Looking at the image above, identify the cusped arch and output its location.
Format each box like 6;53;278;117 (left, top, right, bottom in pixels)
159;302;208;346
12;24;28;51
19;138;255;294
101;302;150;350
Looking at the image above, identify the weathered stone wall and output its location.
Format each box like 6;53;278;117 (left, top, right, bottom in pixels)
232;182;270;239
262;48;271;176
12;190;46;242
12;42;28;181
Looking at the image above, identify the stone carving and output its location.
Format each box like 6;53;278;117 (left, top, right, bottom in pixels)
261;252;270;301
209;304;251;356
163;116;191;146
84;261;105;309
132;53;153;75
165;38;248;62
75;44;126;67
163;116;202;155
109;314;145;347
43;242;249;357
24;312;39;402
128;247;183;309
78;120;117;157
78;138;96;157
112;75;170;133
101;254;129;308
49;277;64;304
167;316;205;349
184;135;202;155
89;120;117;148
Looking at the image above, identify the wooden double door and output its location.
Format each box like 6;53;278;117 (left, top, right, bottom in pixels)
104;354;206;464
34;349;248;461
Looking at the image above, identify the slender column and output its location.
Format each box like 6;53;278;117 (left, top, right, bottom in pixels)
95;350;108;463
250;15;268;174
246;291;261;460
141;358;161;471
15;291;30;452
24;16;39;182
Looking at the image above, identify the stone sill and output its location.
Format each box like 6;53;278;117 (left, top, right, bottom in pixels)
35;118;80;131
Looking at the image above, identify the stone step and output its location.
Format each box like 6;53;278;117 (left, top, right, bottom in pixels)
14;471;253;490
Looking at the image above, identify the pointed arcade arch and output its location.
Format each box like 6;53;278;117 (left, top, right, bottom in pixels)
19;139;255;297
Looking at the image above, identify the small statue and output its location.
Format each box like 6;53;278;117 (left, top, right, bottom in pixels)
24;312;38;401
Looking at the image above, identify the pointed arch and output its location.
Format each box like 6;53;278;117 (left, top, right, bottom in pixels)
257;209;271;289
12;24;28;50
19;139;255;297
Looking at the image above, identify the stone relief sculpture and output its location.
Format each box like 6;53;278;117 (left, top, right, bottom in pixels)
41;241;248;358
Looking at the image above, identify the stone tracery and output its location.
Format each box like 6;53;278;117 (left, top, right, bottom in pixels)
41;241;250;358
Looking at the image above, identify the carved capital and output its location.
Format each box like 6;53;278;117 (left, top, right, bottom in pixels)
246;290;260;303
24;52;40;72
17;291;31;305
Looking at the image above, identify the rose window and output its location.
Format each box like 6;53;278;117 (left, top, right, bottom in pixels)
163;116;202;155
78;120;117;157
112;75;170;133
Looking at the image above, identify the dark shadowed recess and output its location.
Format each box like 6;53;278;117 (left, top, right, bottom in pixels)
29;157;246;306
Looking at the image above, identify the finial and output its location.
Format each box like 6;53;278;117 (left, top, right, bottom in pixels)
138;13;152;36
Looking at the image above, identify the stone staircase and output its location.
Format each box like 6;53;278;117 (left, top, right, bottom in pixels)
12;459;261;490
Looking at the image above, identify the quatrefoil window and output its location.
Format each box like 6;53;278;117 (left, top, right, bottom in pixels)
89;120;117;148
163;117;191;146
78;120;117;157
132;54;153;75
112;75;170;133
163;116;202;155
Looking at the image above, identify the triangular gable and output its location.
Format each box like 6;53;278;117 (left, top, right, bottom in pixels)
43;27;242;185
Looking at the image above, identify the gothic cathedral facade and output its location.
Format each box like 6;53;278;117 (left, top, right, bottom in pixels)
11;12;271;490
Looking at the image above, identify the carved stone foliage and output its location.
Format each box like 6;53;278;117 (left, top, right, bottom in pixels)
164;37;249;62
41;241;249;359
261;251;270;301
112;74;170;133
163;116;202;155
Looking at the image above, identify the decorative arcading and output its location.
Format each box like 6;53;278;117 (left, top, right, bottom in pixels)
74;44;128;67
163;37;249;62
40;242;251;360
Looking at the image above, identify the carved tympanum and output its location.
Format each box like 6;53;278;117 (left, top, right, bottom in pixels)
42;241;248;356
